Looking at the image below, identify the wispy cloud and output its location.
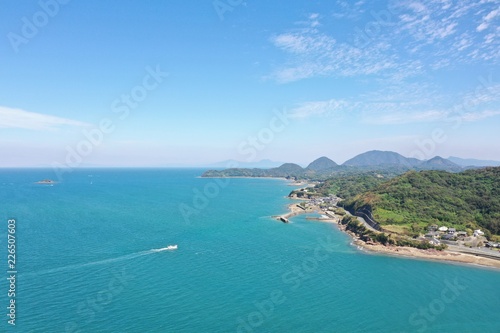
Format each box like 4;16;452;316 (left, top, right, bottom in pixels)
290;99;350;118
269;1;500;127
332;0;366;19
362;109;448;125
460;110;500;122
269;28;400;83
477;8;500;32
0;106;90;131
268;1;499;83
289;80;500;125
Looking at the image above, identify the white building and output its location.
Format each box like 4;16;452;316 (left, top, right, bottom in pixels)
473;229;484;237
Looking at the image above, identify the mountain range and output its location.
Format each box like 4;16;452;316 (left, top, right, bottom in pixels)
447;156;500;167
202;150;499;179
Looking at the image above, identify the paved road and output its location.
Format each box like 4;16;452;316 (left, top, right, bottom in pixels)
447;244;500;259
356;216;379;232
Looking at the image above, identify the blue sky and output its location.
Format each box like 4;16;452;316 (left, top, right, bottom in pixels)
1;0;499;167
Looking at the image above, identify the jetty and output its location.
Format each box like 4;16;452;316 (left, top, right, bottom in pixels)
279;216;289;223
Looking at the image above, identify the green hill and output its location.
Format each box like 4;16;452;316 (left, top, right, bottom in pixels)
306;156;338;171
341;167;500;238
342;150;421;168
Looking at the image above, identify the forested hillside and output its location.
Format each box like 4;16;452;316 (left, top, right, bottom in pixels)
341;167;500;237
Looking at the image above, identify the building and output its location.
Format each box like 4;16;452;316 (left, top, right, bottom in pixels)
473;229;485;237
425;232;439;238
428;224;438;232
441;234;455;241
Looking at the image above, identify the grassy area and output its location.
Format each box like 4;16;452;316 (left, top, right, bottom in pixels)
373;208;405;224
491;235;500;242
341;215;446;250
382;224;411;235
342;168;500;238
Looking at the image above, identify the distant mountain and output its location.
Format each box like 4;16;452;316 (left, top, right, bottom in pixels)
343;150;420;168
306;156;338;171
420;156;462;171
202;162;304;178
448;156;500;167
202;151;486;179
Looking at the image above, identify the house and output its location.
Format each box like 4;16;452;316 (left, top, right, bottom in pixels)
429;239;440;246
425;232;438;238
473;229;485;237
441;234;455;241
438;226;448;232
428;224;438;232
448;228;456;234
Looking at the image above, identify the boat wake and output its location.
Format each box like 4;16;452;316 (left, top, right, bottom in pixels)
24;246;178;277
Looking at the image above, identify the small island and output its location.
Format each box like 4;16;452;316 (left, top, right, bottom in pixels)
36;179;56;184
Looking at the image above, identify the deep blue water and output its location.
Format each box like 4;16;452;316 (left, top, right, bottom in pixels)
0;169;499;333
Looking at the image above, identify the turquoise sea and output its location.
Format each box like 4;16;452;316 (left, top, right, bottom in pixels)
0;168;499;333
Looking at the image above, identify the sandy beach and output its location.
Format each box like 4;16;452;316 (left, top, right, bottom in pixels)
354;240;500;269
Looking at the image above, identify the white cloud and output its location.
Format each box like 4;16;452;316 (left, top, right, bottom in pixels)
0;106;89;131
290;99;350;118
477;8;499;31
288;78;500;125
270;0;500;127
485;8;500;21
269;27;401;82
271;33;335;54
408;2;427;13
484;32;496;43
363;110;447;125
269;1;499;83
460;82;500;106
454;34;473;50
308;13;320;27
363;107;500;125
332;0;366;19
460;110;500;122
477;22;489;32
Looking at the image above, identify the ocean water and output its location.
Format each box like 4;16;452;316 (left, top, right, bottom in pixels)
0;168;499;333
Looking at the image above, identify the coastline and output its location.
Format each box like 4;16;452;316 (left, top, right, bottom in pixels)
200;175;314;187
277;198;500;270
